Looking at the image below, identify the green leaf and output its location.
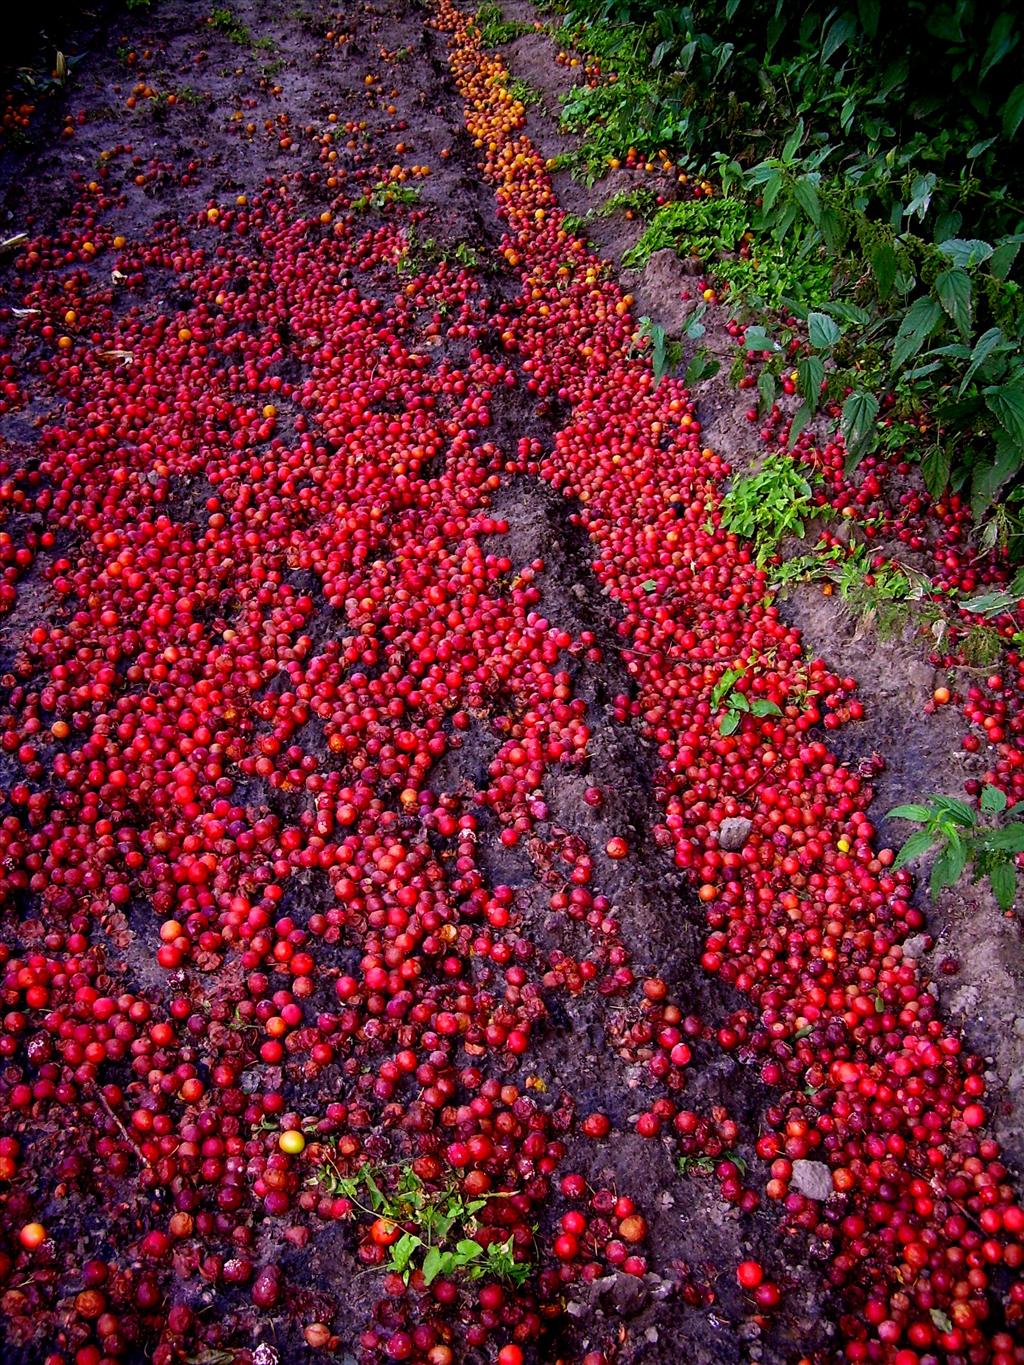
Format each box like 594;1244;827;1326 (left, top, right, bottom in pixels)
788;400;814;447
932;796;976;827
891;829;936;870
758;367;777;416
934;268;971;337
808;312;841;352
886;803;936;823
750;698;782;716
904;173;936;221
782;119;805;163
840;390;879;467
869;242;897;300
390;1232;422;1276
456;1239;483;1258
921;444;952;497
930;1308;953;1334
422;1245;443;1284
930;841;967;897
642;579;656;593
1003;83;1024;139
711;668;743;707
891;297;942;370
963;588;1016;616
761;168;784;214
959;328;1007;395
988;860;1017;911
970;433;1020;519
742;326;778;352
822;10;858;61
984;825;1024;853
985;383;1024;447
981;785;1008;814
793;176;822;227
937;238;994;269
719;710;741;735
857;0;879;37
823;300;870;326
797;356;826;405
990;235;1024;281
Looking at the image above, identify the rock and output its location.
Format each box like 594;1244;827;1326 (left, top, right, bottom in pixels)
901;934;928;960
718;817;752;851
599;1271;650;1317
791;1159;834;1202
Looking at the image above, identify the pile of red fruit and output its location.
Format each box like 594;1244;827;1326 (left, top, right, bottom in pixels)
0;0;1020;1362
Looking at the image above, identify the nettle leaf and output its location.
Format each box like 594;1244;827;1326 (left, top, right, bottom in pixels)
743;325;778;352
758;367;777;415
985;383;1024;447
921;444;952;497
891;829;935;870
934;268;971;336
807;312;841;352
840;390;879;467
930;841;967;897
980;11;1018;80
887;803;935;823
797;356;825;404
788;400;814;447
981;784;1008;814
937;238;994;269
969;433;1020;519
904;172;936;221
891;297;942;370
823;300;870;326
719;710;741;736
932;795;976;826
1003;82;1024;139
869;242;898;300
990;234;1024;281
984;824;1024;853
988;860;1017;910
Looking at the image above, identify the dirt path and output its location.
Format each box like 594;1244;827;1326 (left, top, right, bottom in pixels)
0;2;1022;1364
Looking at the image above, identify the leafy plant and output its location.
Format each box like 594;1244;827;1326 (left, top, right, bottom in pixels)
711;667;782;735
685;345;720;384
453;241;481;267
888;784;1024;909
314;1161;533;1286
508;77;544;109
596;186;658;219
636;316;682;381
352;183;422;212
208;7;249;42
719;454;822;563
551;0;1024;538
474;3;532;45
